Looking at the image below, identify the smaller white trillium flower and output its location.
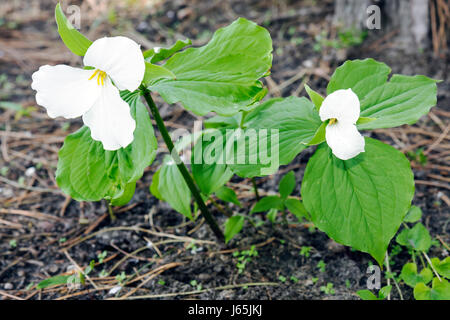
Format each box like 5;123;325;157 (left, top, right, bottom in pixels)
31;36;145;151
319;88;365;160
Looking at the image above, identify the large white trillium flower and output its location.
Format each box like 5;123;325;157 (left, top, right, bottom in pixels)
319;88;365;160
31;36;145;151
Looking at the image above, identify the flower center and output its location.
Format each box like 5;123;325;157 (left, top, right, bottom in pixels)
88;69;107;86
329;118;337;125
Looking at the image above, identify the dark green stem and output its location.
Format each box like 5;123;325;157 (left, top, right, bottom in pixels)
251;177;260;202
140;87;224;242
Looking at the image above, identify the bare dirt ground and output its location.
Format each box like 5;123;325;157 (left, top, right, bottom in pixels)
0;0;449;300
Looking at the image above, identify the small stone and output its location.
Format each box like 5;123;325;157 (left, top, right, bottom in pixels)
48;265;59;274
17;270;25;277
4;283;13;290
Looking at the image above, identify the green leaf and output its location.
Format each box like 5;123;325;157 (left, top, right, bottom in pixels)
143;62;176;86
356;117;377;125
431;257;450;279
378;285;392;300
224;215;245;243
192;130;234;195
356;290;379;300
56;91;157;203
404;205;422;223
267;208;278;223
230;97;322;177
327;59;438;130
285;198;309;221
149;18;272;116
149;168;163;201
251;196;284;214
143;39;192;63
396;223;431;252
301;138;414;265
327;58;391;101
37;275;71;289
204;114;242;129
279;171;296;199
157;156;192;220
307;121;327;146
414;278;450;300
358;75;438;130
110;182;136;206
215;186;241;207
55;3;92;56
400;263;433;288
304;84;324;110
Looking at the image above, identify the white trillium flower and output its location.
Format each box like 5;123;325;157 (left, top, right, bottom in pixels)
319;88;365;160
31;36;145;151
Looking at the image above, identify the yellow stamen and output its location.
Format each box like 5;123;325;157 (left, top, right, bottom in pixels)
88;69;107;86
329;118;337;125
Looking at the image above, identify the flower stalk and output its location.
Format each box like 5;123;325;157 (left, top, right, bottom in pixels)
140;86;225;242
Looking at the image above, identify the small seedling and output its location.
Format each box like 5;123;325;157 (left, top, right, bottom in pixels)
300;246;312;258
317;260;326;272
320;283;335;295
9;239;17;248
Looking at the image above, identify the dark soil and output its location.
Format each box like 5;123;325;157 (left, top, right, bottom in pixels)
0;0;448;300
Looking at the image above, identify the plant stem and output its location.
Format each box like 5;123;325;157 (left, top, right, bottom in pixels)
423;251;442;281
251;178;260;202
210;197;232;218
107;202;116;221
140;87;224;242
385;252;403;300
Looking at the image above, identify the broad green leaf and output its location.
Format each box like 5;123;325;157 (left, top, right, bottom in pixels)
224;215;245;243
279;171;296;199
143;62;176;86
56;91;157;203
229;97;322;177
37;275;71;289
251;196;284;214
414;278;450;300
431;257;450;279
192;130;234;195
327;59;438;130
143;39;192;63
304;84;324;110
149;18;272;116
404;205;422;223
396;223;431;252
301;138;414;264
285;198;309;221
157;156;192;220
327;58;391;100
358;75;438;130
55;3;92;56
215;186;241;207
400;263;433;288
356;290;379;300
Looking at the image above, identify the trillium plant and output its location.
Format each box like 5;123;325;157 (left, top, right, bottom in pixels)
33;4;439;267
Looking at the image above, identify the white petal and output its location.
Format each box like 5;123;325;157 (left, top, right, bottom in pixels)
31;65;101;119
325;122;365;160
319;89;360;124
82;77;136;151
83;36;145;91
